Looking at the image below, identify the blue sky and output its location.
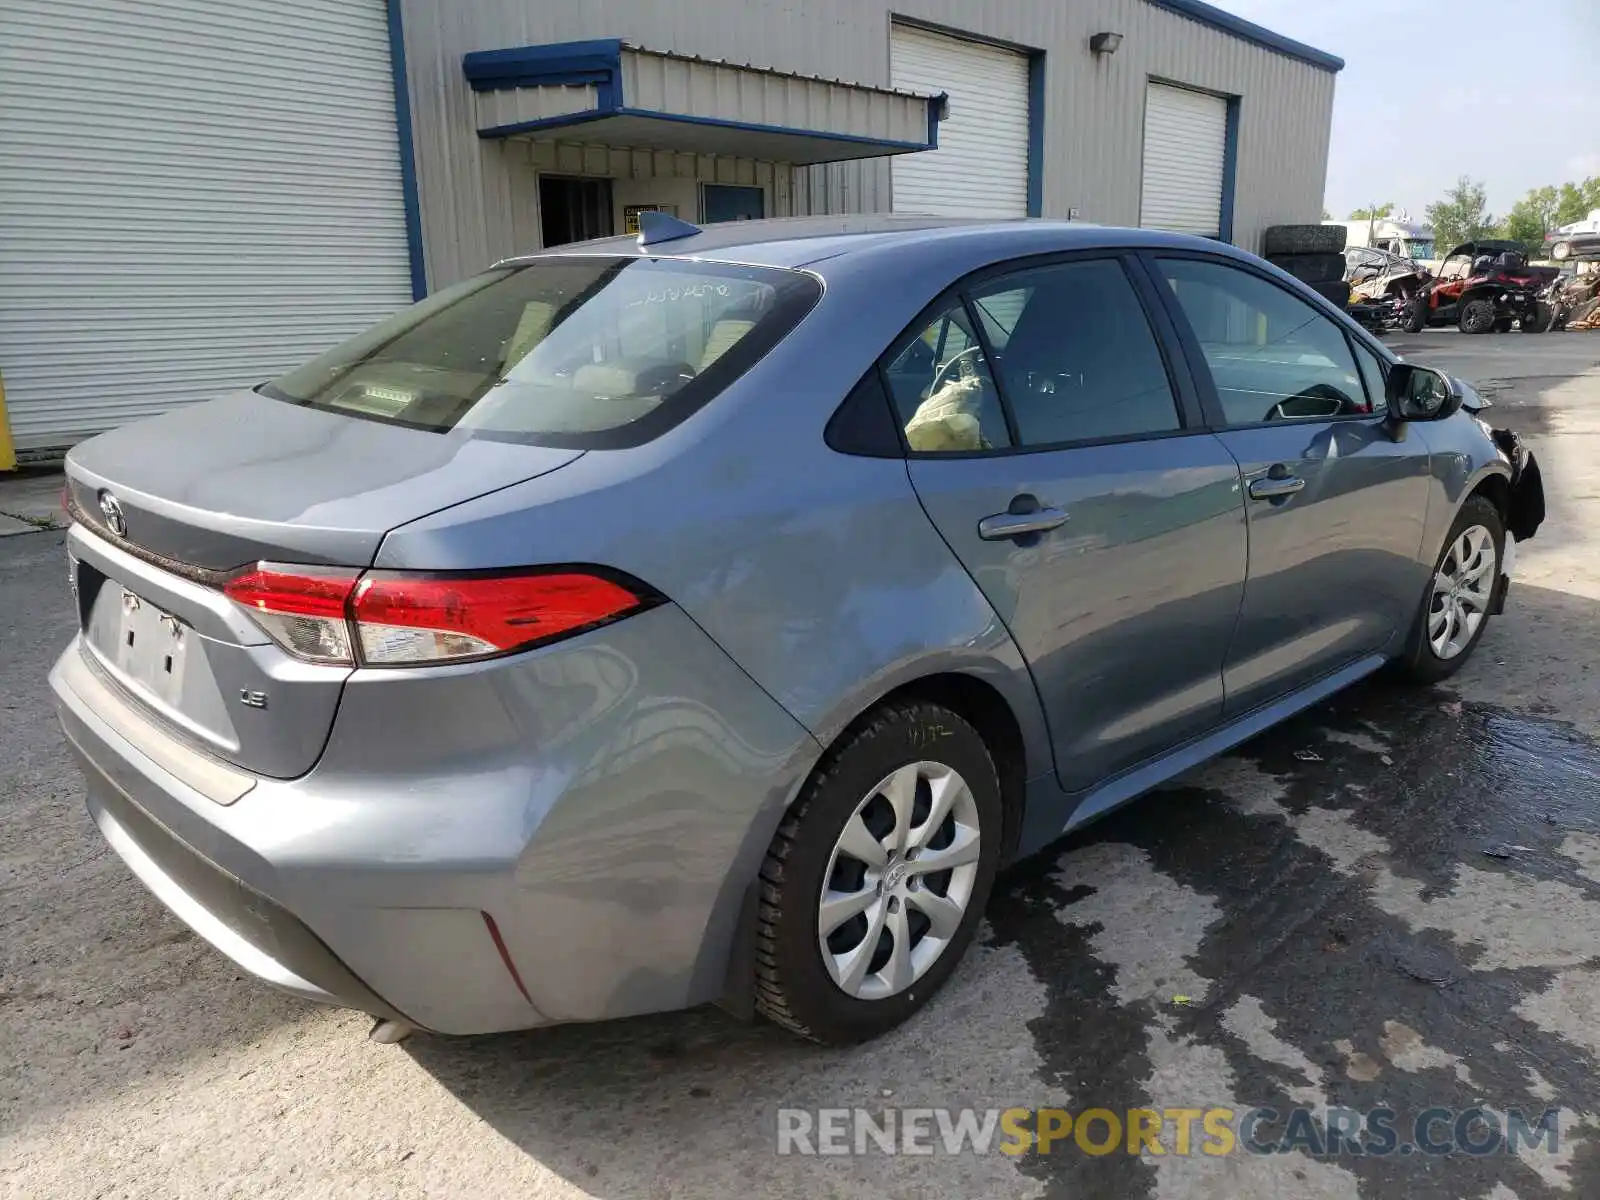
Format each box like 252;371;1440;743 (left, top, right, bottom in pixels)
1218;0;1600;221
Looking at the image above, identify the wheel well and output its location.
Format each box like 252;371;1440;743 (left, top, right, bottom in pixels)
1468;473;1510;526
843;674;1029;864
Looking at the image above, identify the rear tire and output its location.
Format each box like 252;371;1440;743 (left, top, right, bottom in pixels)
753;700;1003;1044
1393;495;1504;684
1551;241;1572;261
1266;252;1347;285
1306;279;1352;309
1459;298;1497;334
1521;302;1555;333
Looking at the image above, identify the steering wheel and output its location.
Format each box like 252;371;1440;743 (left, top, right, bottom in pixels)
929;344;985;396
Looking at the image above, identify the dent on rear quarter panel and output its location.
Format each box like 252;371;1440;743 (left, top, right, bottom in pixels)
304;604;819;1022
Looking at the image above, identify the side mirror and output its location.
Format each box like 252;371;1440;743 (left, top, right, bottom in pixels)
1386;363;1463;423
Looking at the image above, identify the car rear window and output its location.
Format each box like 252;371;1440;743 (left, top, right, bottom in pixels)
260;256;821;448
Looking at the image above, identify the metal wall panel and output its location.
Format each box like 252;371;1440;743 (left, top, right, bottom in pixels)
400;0;1338;287
621;50;929;144
1;0;415;451
477;84;599;132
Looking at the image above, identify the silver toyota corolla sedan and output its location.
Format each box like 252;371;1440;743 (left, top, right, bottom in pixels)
52;215;1544;1045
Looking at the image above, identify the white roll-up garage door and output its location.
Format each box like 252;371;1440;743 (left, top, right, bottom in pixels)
890;25;1030;218
0;0;416;455
1140;83;1229;238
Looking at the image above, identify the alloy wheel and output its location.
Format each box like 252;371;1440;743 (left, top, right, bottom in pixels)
817;760;982;1001
1428;524;1497;660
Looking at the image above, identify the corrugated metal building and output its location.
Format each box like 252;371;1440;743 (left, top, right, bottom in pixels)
0;0;1341;453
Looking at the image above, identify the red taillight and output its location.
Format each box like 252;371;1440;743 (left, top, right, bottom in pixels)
223;566;360;664
223;564;649;667
350;571;645;665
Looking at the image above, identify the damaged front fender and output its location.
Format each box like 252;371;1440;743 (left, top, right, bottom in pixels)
1490;426;1545;542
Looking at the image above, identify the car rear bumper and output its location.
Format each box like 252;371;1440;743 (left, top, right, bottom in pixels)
76;751;410;1022
51;603;821;1035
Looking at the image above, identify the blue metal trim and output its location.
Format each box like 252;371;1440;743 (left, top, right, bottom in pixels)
1025;55;1045;218
385;0;427;300
1219;95;1240;243
1145;0;1344;72
477;110;614;140
478;106;936;156
622;107;933;152
463;39;625;109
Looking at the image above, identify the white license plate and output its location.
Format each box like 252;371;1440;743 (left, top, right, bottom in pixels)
110;587;191;706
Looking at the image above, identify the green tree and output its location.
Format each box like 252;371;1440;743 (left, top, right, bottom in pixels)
1347;202;1395;220
1554;177;1600;226
1426;177;1495;250
1500;185;1560;249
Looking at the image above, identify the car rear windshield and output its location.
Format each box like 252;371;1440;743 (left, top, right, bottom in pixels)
260;256;821;448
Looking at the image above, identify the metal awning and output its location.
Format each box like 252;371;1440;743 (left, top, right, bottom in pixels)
464;39;943;165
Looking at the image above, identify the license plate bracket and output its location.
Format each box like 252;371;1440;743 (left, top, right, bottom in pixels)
109;587;191;707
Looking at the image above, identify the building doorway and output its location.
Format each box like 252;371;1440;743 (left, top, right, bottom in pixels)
701;184;765;223
539;176;614;246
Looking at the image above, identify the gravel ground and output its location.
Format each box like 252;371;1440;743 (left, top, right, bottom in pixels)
3;332;1600;1200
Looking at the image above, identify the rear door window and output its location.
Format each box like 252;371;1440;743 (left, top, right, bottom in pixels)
261;257;820;448
884;302;1013;453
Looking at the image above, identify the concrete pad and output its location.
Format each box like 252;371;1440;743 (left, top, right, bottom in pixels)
0;468;65;530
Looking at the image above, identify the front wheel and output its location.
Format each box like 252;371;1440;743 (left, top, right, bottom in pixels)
1522;301;1555;333
1393;495;1505;683
754;699;1003;1043
1551;241;1572;261
1404;297;1429;333
1459;298;1497;334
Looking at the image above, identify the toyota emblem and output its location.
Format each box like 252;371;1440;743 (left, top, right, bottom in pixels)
98;491;128;537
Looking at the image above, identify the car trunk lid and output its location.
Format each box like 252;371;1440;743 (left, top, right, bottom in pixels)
63;389;583;779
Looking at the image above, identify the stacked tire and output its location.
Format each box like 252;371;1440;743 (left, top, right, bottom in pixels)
1263;224;1349;310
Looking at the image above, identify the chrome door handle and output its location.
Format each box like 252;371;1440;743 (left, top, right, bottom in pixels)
1248;475;1306;500
978;506;1070;541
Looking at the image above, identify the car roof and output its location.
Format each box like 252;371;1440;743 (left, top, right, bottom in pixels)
497;215;1244;272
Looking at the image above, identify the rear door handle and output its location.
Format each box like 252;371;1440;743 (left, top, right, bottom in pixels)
978;501;1070;541
1247;475;1306;500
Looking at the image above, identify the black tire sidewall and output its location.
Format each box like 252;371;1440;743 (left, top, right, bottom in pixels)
1460;299;1495;334
1399;496;1505;682
765;704;1003;1042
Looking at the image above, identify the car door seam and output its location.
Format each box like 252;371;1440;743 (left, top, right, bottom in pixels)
900;456;1057;780
1210;432;1251;713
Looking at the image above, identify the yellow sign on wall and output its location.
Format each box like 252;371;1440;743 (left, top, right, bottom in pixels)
624;203;677;235
0;370;16;471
